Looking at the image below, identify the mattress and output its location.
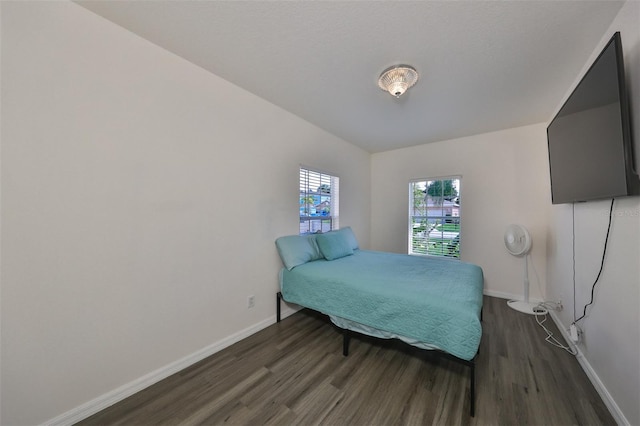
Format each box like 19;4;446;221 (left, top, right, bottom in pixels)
280;250;484;361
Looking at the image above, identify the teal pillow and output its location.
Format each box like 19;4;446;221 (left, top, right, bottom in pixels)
334;226;359;250
275;235;321;270
306;234;324;261
316;231;354;261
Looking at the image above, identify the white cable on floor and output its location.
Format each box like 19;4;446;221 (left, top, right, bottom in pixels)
528;256;578;355
534;302;577;356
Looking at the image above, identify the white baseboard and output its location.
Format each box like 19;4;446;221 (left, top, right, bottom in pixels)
483;289;519;300
278;305;300;320
45;307;297;426
547;310;629;426
483;289;544;303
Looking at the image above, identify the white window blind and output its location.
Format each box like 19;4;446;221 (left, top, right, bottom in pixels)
409;177;461;258
299;167;339;234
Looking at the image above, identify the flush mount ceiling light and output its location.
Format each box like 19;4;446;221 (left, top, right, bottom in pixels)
377;64;419;98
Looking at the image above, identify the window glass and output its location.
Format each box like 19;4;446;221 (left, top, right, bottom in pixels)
409;177;461;258
300;167;339;234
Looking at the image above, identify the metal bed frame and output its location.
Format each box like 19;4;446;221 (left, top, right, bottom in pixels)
276;291;479;417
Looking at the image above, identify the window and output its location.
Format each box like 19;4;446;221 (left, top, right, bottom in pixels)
299;167;339;234
409;177;461;258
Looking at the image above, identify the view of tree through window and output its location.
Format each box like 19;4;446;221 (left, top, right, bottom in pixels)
409;177;461;258
299;168;339;234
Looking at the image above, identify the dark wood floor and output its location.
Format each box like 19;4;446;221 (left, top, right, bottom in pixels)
78;296;615;425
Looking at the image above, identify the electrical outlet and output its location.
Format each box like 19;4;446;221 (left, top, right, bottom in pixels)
557;299;563;311
247;295;255;309
570;324;580;343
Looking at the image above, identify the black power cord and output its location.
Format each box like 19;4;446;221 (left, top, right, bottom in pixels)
573;198;615;325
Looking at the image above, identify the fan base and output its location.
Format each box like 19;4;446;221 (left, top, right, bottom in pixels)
507;300;548;315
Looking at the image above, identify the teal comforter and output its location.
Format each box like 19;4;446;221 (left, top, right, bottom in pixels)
280;250;484;361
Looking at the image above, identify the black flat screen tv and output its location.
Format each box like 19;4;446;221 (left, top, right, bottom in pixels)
547;32;639;205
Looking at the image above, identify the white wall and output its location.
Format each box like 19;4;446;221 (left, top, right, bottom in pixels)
0;2;371;425
546;2;640;424
371;124;551;300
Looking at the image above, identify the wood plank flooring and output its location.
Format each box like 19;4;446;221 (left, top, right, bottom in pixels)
78;296;615;425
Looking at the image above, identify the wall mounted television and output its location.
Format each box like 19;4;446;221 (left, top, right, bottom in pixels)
547;32;639;205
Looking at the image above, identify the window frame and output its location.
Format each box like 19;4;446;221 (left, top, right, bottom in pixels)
299;166;339;235
408;176;461;259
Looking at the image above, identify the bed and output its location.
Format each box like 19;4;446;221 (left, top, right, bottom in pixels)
275;227;484;416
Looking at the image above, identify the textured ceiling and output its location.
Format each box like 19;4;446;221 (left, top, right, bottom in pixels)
77;0;624;153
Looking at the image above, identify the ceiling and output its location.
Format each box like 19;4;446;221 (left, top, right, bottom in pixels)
76;1;624;153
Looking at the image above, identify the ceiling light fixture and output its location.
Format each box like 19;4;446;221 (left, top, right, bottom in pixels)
377;64;419;98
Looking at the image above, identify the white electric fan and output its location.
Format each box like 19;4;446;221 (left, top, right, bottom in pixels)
504;224;547;315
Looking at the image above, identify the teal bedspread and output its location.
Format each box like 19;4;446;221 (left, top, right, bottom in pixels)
280;250;484;361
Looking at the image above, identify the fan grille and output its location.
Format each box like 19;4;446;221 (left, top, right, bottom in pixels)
504;224;531;256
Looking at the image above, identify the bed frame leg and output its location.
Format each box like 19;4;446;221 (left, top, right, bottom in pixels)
276;292;282;323
343;330;350;356
470;360;476;417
